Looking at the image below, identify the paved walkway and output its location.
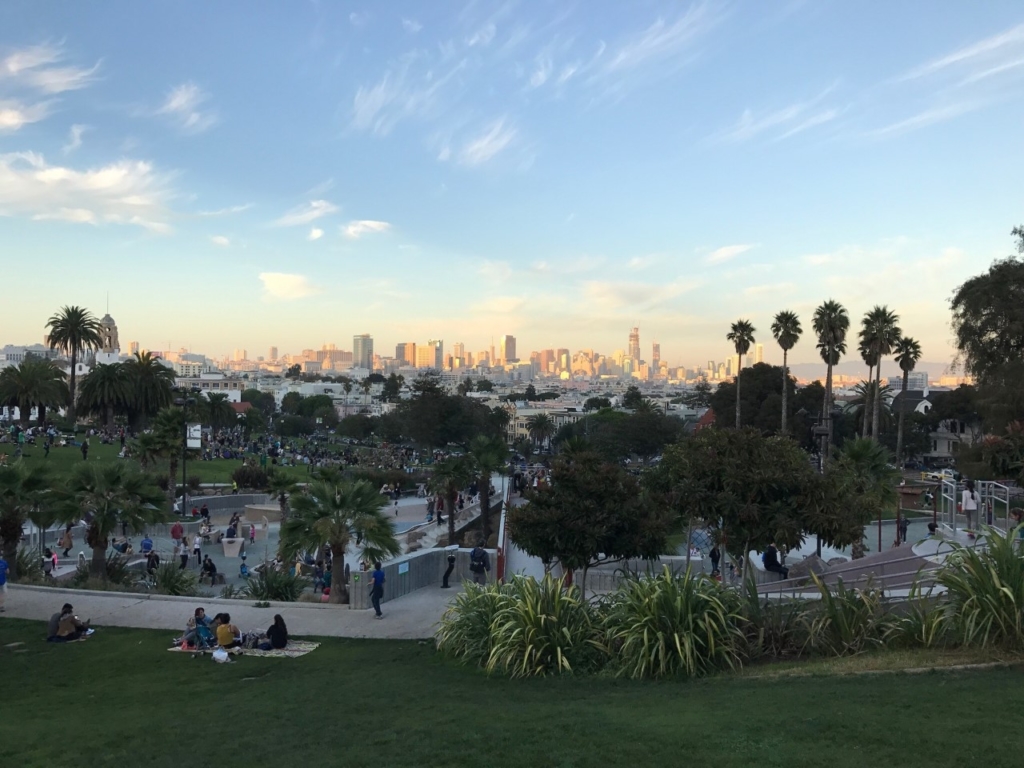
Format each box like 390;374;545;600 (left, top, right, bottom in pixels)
2;581;462;640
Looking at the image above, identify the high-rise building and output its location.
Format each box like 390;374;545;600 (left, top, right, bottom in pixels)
269;346;278;360
128;341;140;355
538;349;554;372
628;327;640;361
396;342;416;366
652;342;661;368
452;342;465;360
233;348;247;362
415;340;444;369
353;334;373;369
755;343;764;365
500;334;517;363
556;348;569;371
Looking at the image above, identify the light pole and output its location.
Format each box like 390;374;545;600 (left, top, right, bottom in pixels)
173;394;197;514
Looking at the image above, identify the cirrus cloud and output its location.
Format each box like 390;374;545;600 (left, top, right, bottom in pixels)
343;219;391;238
706;243;757;264
258;272;323;301
272;199;339;227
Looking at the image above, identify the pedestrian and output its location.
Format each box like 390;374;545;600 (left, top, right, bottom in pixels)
469;540;490;585
170;519;183;547
178;536;190;570
709;545;721;576
81;438;89;461
193;532;202;566
59;524;74;558
231;480;238;495
369;561;385;619
426;496;435;522
962;479;979;531
249;523;256;544
0;551;8;612
200;503;210;522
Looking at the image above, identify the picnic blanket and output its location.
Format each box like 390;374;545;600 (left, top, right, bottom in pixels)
167;640;320;659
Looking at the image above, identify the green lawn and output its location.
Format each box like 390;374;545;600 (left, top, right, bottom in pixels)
1;619;1022;768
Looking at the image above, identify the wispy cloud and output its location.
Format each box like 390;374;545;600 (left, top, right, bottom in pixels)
706;244;756;264
343;219;390;238
478;260;512;282
272;199;339;227
599;3;722;76
867;102;979;138
0;99;51;132
744;282;794;296
351;54;466;135
198;203;252;217
716;85;838;143
157;82;217;133
0;43;99;93
259;272;323;301
0;151;174;232
584;278;701;310
211;235;230;247
458;119;516;166
402;18;422;34
901;23;1024;82
62;123;87;154
307;227;324;241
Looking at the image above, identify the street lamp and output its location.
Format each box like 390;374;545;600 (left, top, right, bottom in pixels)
173;394;197;514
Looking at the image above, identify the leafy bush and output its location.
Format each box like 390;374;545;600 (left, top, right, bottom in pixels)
602;567;745;678
232;465;270;491
153;563;199;596
436;581;508;665
885;585;952;649
737;578;807;661
243;568;308;602
187;475;203;493
802;575;892;656
937;526;1024;648
70;555;133;587
13;548;45;584
485;575;603;678
219;584;241;600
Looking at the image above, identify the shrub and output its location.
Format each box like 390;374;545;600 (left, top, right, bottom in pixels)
187;475;203;493
737;577;808;661
243;568;308;602
602;567;745;679
485;575;603;678
884;585;952;649
219;584;241;600
154;474;170;492
153;563;199;596
436;581;508;666
71;555;133;587
13;548;45;584
802;575;892;656
936;526;1024;648
232;465;270;491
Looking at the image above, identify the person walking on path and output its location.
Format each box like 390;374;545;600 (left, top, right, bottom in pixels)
192;533;202;567
369;562;385;619
60;524;74;558
962;479;980;531
469;540;490;585
177;536;190;570
0;552;9;612
170;520;183;547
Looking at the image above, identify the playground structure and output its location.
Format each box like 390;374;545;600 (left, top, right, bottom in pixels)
937;477;1019;535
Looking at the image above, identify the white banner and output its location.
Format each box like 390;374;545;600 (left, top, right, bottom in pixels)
186;423;202;450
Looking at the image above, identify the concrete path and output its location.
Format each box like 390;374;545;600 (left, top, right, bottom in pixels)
1;581;463;640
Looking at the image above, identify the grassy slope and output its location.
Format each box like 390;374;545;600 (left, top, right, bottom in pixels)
1;619;1022;768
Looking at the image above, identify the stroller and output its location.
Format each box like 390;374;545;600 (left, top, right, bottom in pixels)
178;621;217;657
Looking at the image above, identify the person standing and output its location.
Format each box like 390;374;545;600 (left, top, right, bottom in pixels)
249;523;256;544
170;519;183;547
192;532;202;567
0;552;9;612
60;524;74;558
369;562;385;619
81;438;90;461
962;479;980;531
469;541;490;586
177;536;190;570
709;545;721;576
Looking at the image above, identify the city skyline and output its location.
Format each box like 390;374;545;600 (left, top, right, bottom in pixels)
2;3;1023;364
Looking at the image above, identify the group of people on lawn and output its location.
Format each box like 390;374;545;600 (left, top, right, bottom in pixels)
174;606;289;652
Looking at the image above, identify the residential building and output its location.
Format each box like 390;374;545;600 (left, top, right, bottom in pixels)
888;372;929;391
174;372;245;401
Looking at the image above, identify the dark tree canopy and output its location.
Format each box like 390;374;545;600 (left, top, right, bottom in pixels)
622;385;644;409
709;363;797;436
554;409;682;462
951;253;1024;383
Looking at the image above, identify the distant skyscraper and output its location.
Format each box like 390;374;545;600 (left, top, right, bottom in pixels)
556;348;569;371
628;327;640;361
500;334;517;363
652;342;661;368
755;343;764;365
269;346;278;360
396;342;416;366
427;339;443;368
233;348;247;361
353;334;373;369
416;340;443;369
452;341;465;360
128;341;140;355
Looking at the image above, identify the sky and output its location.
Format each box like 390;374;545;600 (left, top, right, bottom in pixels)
2;1;1023;371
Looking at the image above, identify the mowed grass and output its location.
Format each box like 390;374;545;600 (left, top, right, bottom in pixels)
1;619;1023;768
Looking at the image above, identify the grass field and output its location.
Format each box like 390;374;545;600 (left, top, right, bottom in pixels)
1;618;1022;768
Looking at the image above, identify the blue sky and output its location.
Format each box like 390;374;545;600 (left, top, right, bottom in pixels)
2;1;1023;369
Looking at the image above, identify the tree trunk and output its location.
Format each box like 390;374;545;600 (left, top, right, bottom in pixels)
91;543;107;578
168;457;178;510
872;361;883;442
447;490;458;546
480;476;491;544
896;369;909;466
328;541;346;604
861;365;873;438
735;360;742;429
68;349;78;422
38;404;47;426
823;364;834;459
780;350;789;435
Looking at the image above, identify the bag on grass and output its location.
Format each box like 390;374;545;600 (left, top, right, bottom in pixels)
212;648;230;664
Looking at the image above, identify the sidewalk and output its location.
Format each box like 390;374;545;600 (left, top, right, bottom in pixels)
1;581;462;640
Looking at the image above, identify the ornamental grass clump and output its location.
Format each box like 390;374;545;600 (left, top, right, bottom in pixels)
602;567;745;679
936;526;1024;648
485;575;603;678
243;568;308;602
802;575;892;656
153;563;199;596
435;581;508;666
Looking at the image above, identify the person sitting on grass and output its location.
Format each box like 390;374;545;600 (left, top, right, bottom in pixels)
201;555;218;585
214;613;242;649
258;614;289;651
176;607;210;647
47;603;90;642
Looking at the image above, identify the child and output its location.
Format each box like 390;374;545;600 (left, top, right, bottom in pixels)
249;523;256;544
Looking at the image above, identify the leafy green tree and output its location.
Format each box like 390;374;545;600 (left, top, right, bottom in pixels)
381;373;404;402
726;319;756;428
525;413;555;450
457;378;474;396
338;414;375;440
62;462;166;577
268;471;299;520
241;388;277;415
281;479;401;604
241;407;267;437
123;352;175;427
829;438;898;554
468;435;508;544
584;396;611;411
45;305;102;422
281;392;303;415
709;364;794;435
524;384;538;401
151;407;188;505
622;385;643;409
680;376;712;409
475;379;494;392
771;310;802;434
0;462;54;579
813;300;850;457
201;392;237;431
77;363;130;428
429;456;476;545
894;336;923;463
508;451;672;586
0;356;68;426
848;382;894;438
285;363;301;378
860;306;901;440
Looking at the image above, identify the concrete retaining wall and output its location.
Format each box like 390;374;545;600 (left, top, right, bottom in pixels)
349;547;495;610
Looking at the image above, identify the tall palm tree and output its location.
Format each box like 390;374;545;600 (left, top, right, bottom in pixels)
77;363;131;428
833;437;899;555
0;357;68;426
0;462;54;580
860;306;902;442
45;305;102;422
726;319;756;429
123;351;175;427
281;479;401;604
856;339;878;438
202;392;236;431
429;456;476;547
771;310;802;435
525;413;555;450
813;300;850;458
151;407;186;506
268;472;299;520
894;335;923;465
61;462;166;577
849;382;893;436
469;434;509;545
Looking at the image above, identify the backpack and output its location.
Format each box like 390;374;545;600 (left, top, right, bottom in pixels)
470;548;485;573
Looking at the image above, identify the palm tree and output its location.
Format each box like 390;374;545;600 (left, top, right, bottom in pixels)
833;437;899;555
726;319;756;429
525;413;555;450
813;300;850;458
268;472;299;520
202;392;236;431
77;363;131;428
860;306;901;442
61;462;167;577
45;305;102;422
849;382;893;436
281;479;401;604
468;435;508;545
429;456;476;546
0;462;54;580
123;351;175;427
771;310;802;434
856;339;878;438
151;407;186;506
0;357;68;426
894;336;923;465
